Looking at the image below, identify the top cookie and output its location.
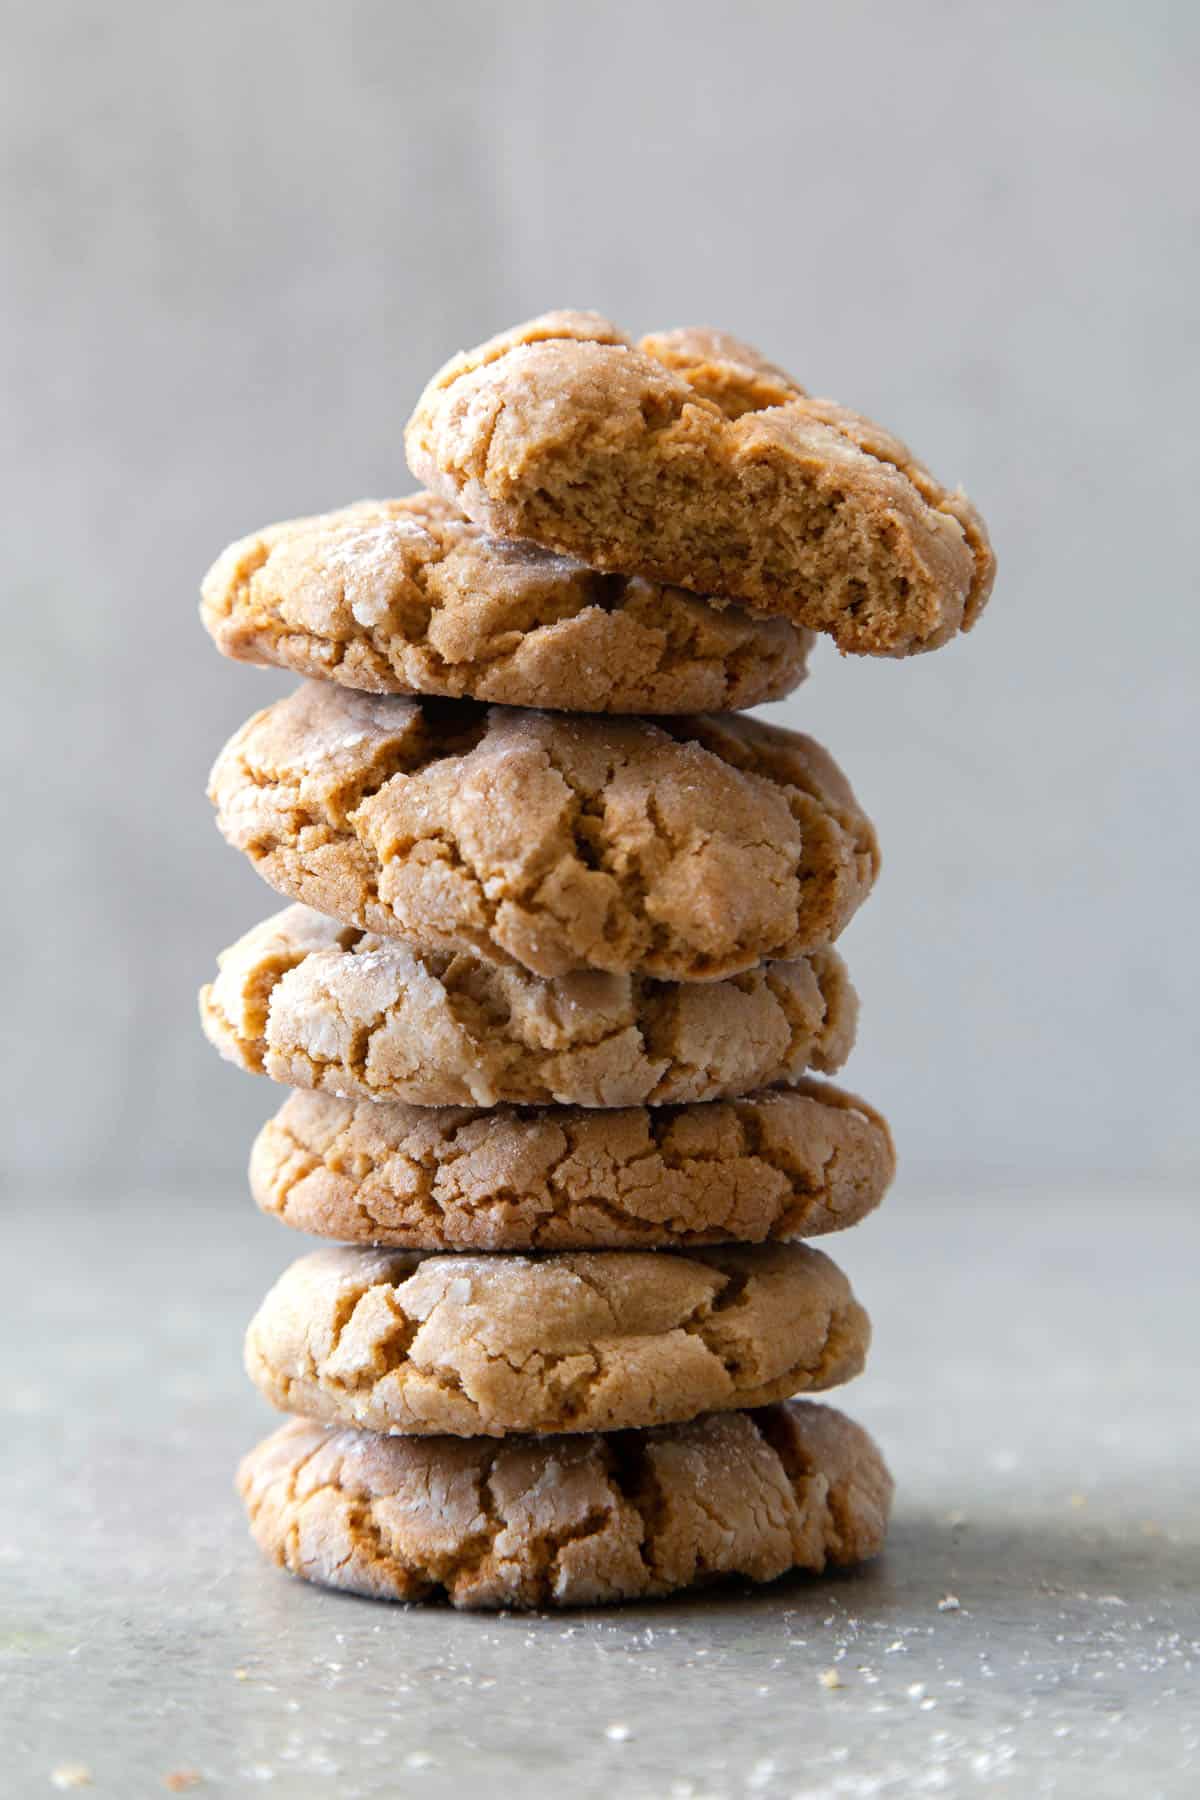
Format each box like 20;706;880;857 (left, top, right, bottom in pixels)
406;310;994;656
209;682;878;981
200;493;811;715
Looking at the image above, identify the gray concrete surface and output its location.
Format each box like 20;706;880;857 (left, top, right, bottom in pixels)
4;1182;1197;1797
3;1;1199;1189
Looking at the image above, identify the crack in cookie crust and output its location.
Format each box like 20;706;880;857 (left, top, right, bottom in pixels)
248;1079;894;1250
200;492;812;714
243;1242;870;1438
199;904;858;1108
405;310;994;656
208;682;878;981
236;1400;893;1608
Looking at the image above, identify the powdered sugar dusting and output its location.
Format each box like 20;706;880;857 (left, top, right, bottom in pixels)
324;520;434;627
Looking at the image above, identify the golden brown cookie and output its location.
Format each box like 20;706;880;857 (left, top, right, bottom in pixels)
250;1080;894;1250
406;310;994;656
200;493;812;714
637;325;809;414
208;682;878;980
238;1401;892;1609
244;1242;869;1438
200;904;856;1108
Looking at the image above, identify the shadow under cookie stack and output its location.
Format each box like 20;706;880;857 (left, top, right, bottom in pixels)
200;311;993;1611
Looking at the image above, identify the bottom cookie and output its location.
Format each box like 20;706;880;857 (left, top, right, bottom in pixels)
237;1401;892;1610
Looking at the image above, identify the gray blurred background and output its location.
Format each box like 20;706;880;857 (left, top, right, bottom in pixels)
3;0;1196;1192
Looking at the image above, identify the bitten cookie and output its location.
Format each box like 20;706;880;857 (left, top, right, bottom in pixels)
244;1242;869;1437
250;1080;894;1250
200;493;811;714
238;1401;893;1609
406;310;994;655
200;905;857;1108
208;682;878;980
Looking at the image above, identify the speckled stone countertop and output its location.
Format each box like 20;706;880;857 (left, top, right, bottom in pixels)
4;1181;1197;1798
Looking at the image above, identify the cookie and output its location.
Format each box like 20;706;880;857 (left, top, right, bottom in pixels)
200;493;811;714
405;310;994;656
250;1080;894;1250
637;324;812;415
244;1241;869;1438
208;682;878;980
237;1401;892;1609
200;904;856;1108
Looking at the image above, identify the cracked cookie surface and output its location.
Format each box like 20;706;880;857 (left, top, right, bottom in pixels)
406;310;994;656
201;492;811;713
244;1242;869;1438
208;681;878;980
237;1400;892;1609
200;904;857;1108
250;1080;893;1250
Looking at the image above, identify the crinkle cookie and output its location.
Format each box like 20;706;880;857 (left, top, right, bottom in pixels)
244;1241;869;1438
250;1080;893;1250
200;905;856;1108
208;682;878;980
200;493;811;714
238;1401;892;1609
406;310;994;656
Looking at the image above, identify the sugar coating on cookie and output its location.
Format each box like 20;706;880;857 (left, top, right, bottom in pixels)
208;682;879;981
243;1242;870;1437
249;1080;894;1249
200;493;812;714
406;310;994;656
200;904;857;1108
237;1400;893;1609
638;325;810;415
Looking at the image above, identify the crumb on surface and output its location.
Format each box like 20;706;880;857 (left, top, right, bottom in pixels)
50;1768;92;1792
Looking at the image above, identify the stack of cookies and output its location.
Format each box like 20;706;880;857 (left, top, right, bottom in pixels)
199;312;993;1611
